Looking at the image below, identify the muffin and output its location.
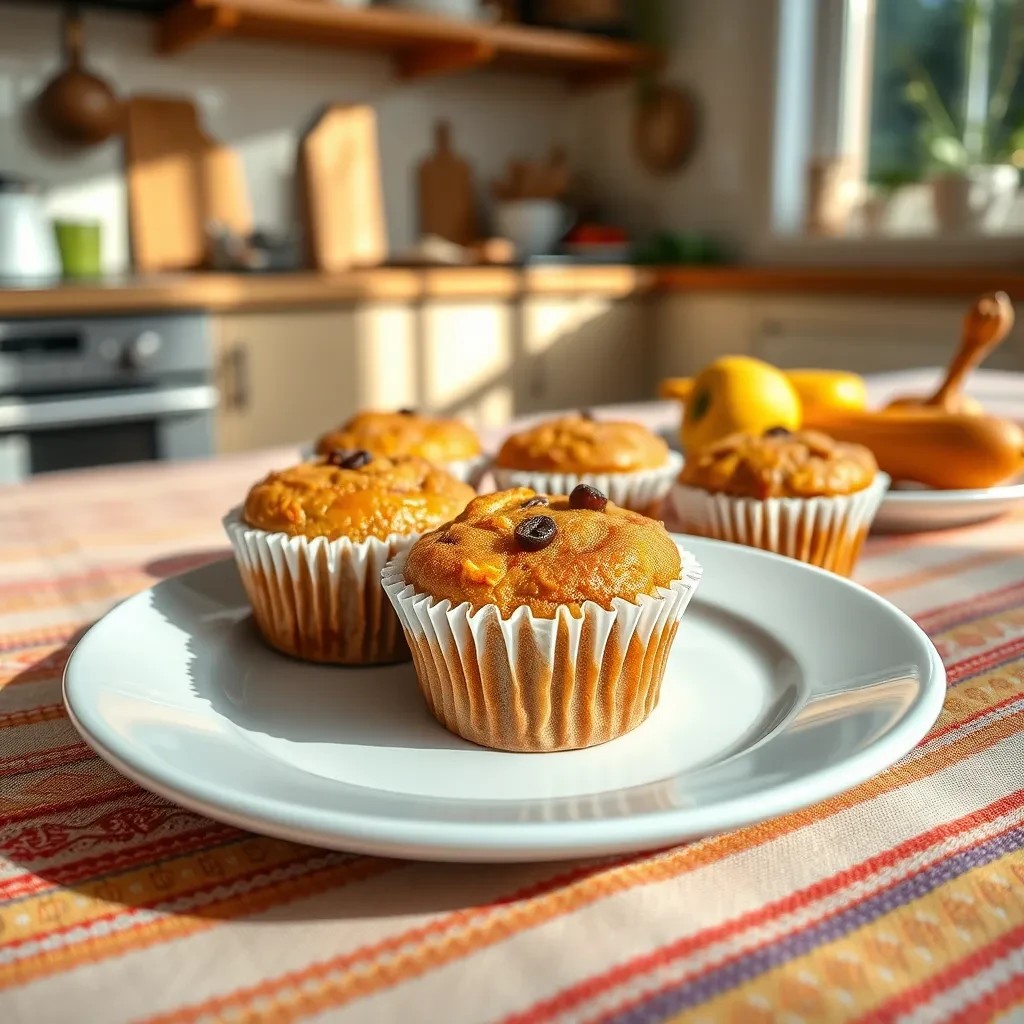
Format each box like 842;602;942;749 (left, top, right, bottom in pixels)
671;427;888;575
381;485;703;752
315;409;485;484
492;413;683;515
224;451;474;664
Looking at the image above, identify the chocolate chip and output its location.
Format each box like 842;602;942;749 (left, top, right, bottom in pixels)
437;532;457;545
763;426;791;438
568;483;608;512
397;407;416;416
515;514;557;551
521;496;549;509
327;448;371;469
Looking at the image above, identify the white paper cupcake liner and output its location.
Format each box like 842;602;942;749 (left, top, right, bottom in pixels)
381;547;703;752
490;450;684;516
670;472;890;576
223;508;415;665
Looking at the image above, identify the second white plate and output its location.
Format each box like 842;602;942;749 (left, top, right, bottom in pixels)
874;476;1024;533
63;536;945;862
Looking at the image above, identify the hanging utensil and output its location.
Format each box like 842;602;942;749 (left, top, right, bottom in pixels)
37;3;122;147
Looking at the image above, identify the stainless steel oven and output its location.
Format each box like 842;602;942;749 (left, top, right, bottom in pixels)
0;313;217;483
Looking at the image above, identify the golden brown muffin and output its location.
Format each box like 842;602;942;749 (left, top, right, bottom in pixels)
679;428;877;501
244;452;475;543
315;410;482;464
495;414;670;474
404;486;682;618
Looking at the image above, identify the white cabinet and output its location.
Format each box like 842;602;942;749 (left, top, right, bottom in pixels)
653;293;1024;377
518;297;652;413
214;309;358;453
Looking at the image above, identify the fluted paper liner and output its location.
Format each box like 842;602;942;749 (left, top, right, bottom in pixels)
381;548;703;752
491;451;684;516
223;508;413;665
670;473;890;576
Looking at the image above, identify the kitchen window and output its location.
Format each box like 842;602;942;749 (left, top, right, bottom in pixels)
771;0;1024;243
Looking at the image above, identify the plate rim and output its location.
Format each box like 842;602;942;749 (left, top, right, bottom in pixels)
62;536;947;862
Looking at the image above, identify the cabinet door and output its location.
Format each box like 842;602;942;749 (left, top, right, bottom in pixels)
214;310;357;453
519;297;651;413
752;297;1024;374
421;302;515;428
654;295;755;379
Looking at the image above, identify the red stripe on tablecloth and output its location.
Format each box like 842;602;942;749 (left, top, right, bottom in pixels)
854;922;1024;1024
946;968;1024;1024
947;636;1024;684
499;792;1024;1024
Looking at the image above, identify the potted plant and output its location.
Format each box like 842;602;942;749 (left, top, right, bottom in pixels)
904;0;1024;232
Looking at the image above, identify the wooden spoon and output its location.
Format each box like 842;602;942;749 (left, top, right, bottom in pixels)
886;291;1015;414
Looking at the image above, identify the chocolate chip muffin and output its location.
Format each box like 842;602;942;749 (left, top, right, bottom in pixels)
225;452;474;665
315;409;484;483
492;413;683;516
672;428;888;576
382;486;703;751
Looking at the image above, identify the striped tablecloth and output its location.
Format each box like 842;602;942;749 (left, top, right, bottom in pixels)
4;408;1024;1023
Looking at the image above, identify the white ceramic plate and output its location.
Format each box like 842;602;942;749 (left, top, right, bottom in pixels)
874;476;1024;533
63;536;945;862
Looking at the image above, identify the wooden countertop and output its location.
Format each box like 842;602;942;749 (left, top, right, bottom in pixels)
4;264;1024;318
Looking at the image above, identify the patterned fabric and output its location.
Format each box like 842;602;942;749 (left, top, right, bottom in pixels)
2;442;1024;1024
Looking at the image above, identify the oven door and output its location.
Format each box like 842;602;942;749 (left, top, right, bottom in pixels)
0;384;218;482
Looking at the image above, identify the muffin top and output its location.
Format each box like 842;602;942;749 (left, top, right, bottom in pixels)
495;413;669;474
316;409;482;464
679;428;878;499
403;486;682;618
243;451;475;542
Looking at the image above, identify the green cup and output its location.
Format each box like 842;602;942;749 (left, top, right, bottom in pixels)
54;220;102;279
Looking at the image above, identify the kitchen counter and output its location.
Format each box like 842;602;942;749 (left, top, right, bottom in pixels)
4;264;1024;318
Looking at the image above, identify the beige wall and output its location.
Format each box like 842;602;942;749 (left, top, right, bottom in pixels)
0;3;570;273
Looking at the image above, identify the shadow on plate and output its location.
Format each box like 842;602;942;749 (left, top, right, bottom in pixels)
150;559;477;752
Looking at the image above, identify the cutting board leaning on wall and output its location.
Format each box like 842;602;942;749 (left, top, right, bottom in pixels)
299;103;387;272
124;95;252;272
417;119;477;247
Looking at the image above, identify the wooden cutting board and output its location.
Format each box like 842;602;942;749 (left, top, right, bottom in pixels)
417;120;476;247
124;95;252;272
299;104;387;272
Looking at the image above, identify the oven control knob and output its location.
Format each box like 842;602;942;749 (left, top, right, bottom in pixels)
122;331;162;369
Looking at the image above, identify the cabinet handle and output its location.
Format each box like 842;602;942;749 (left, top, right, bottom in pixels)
221;342;250;412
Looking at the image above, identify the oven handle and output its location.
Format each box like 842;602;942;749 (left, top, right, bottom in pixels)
0;385;219;431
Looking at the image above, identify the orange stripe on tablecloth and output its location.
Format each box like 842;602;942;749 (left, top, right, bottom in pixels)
139;707;1024;1024
0;820;238;902
0;623;85;654
0;853;400;989
2;856;399;991
854;922;1024;1024
951;969;1024;1024
500;791;1024;1024
0;703;64;730
914;578;1024;633
868;548;1015;596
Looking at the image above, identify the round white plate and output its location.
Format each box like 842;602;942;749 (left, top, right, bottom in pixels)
874;476;1024;533
63;536;945;862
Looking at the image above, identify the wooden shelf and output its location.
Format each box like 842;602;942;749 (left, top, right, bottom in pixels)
156;0;658;83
